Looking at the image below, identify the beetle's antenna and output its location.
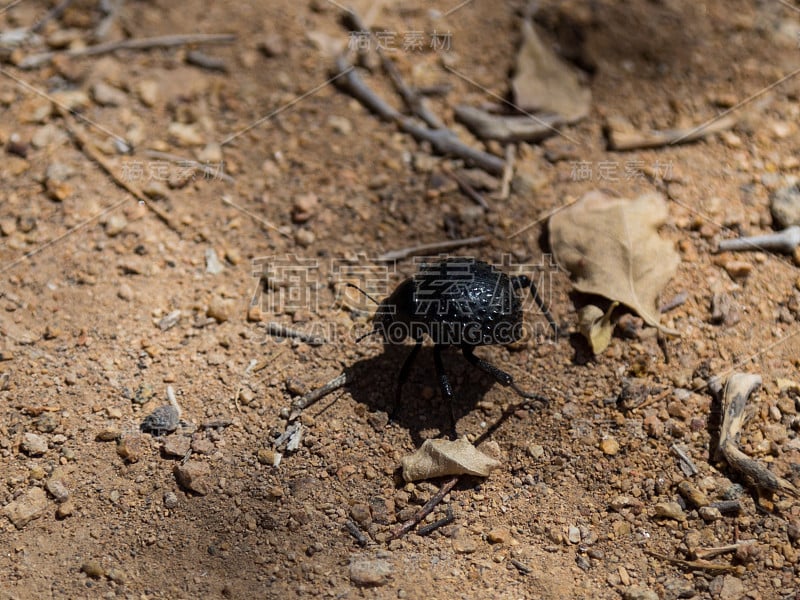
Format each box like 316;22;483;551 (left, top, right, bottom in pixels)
345;282;380;305
356;329;380;343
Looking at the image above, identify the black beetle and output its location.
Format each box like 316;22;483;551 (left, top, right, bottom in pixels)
352;257;559;416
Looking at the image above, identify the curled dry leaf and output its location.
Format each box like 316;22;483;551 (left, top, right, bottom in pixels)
511;16;590;123
717;373;799;499
578;302;618;354
400;438;501;483
549;191;680;334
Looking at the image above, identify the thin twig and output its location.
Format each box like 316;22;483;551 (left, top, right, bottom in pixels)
333;55;505;175
509;558;533;575
442;167;489;210
55;106;183;235
644;550;744;574
499;144;515;200
717;226;800;253
376;236;486;262
343;10;444;130
389;476;459;540
31;0;75;33
606;114;738;151
186;50;228;72
291;372;349;413
417;506;454;536
264;322;326;346
18;33;236;69
345;520;369;546
693;542;755;561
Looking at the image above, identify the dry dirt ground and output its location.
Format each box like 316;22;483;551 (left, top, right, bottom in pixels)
1;0;800;598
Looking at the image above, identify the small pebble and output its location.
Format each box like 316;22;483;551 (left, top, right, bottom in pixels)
207;298;233;323
91;81;127;107
205;247;224;274
174;461;211;495
116;434;149;463
56;500;75;519
722;260;752;279
294;228;315;247
96;427;121;442
653;501;686;521
162;434;191;457
107;568;127;585
81;561;105;579
46;478;70;503
163;491;179;509
349;503;371;526
3;487;48;529
104;214;127;237
599;437;620;456
167;122;204;146
622;586;659;600
349;559;393;587
21;432;48;456
699;506;722;522
117;283;134;301
487;527;513;544
451;527;478;553
567;526;581;544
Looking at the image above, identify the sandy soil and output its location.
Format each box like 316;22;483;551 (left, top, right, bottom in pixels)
1;0;799;598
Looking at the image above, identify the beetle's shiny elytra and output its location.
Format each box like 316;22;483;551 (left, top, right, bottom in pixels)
364;257;559;417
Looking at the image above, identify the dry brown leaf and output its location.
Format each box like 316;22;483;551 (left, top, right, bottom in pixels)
400;438;501;482
549;191;679;334
511;18;590;123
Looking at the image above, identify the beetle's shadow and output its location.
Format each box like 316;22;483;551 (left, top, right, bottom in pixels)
344;343;496;446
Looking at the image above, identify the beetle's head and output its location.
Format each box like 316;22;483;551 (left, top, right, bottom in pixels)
351;278;414;344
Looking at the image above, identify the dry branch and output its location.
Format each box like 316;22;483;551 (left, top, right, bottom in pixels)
18;33;236;69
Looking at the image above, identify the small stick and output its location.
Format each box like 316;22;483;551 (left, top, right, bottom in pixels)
499;144;515;201
291;372;349;413
31;0;75;33
442;167;489;210
186;50;228;72
56;106;183;235
18;33;237;69
417;506;455;536
343;11;444;130
389;476;459;540
670;443;699;477
509;558;533;575
377;236;485;262
606;114;738;151
644;550;744;574
345;520;369;546
717;226;800;253
265;322;326;346
333;55;505;175
693;542;754;561
709;500;742;515
659;291;688;313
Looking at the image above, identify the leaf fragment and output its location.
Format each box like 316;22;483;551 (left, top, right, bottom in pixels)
549;191;680;334
400;438;501;482
578;302;618;354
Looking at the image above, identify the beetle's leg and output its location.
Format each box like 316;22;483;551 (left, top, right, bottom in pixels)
394;337;423;414
434;344;458;438
512;274;559;336
461;344;547;401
